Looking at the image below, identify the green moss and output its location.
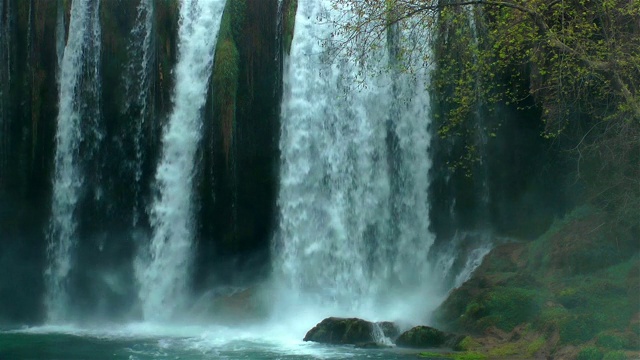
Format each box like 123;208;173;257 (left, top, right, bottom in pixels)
283;0;298;54
214;39;240;92
578;346;604;360
558;287;586;309
537;305;570;330
475;287;541;332
597;333;627;350
526;337;546;357
487;343;519;357
560;313;602;344
456;336;481;351
418;352;487;360
212;0;244;158
602;350;628;360
453;352;487;360
527;205;595;271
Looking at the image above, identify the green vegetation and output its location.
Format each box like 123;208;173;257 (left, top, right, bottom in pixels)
456;336;481;351
212;0;245;161
434;212;639;356
578;346;604;360
330;0;639;239
418;351;487;360
283;0;298;54
602;350;628;360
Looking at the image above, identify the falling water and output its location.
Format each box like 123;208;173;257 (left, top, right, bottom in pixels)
125;0;155;226
45;0;102;323
275;0;435;316
55;0;66;78
135;0;226;321
387;20;435;288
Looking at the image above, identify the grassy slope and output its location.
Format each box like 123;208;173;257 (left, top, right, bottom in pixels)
432;207;640;359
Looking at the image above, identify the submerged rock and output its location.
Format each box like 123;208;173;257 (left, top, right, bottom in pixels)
303;317;375;345
396;325;464;349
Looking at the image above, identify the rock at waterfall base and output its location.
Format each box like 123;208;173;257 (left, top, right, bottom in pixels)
303;317;399;345
303;317;375;345
395;325;465;349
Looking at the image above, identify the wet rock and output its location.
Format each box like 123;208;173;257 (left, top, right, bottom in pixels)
303;317;375;345
396;325;464;349
376;321;401;340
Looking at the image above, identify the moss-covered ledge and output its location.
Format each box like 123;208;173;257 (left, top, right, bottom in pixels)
282;0;297;54
212;0;244;163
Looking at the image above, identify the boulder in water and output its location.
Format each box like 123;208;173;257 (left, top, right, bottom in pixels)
303;317;375;344
396;325;464;349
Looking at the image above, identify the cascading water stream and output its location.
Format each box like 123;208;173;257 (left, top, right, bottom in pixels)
275;0;392;311
135;0;226;322
56;0;66;79
275;0;435;319
125;0;155;226
45;0;102;323
387;20;435;289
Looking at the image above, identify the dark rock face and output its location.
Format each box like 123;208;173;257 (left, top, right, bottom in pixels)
303;317;375;345
197;0;282;289
395;325;464;349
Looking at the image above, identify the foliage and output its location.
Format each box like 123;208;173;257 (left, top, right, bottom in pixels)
329;0;639;127
456;336;482;351
487;343;519;357
602;350;628;360
596;333;627;350
283;0;298;54
452;353;487;360
213;0;244;162
578;346;604;360
477;287;540;331
329;0;640;226
418;351;487;360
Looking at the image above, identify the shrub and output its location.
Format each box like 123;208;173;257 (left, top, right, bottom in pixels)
577;346;603;360
479;287;540;331
560;314;601;344
596;333;627;350
602;350;628;360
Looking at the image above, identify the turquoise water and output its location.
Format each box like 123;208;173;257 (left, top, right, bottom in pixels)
0;325;431;360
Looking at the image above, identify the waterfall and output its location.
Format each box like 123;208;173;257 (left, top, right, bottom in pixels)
55;0;66;78
274;0;435;316
135;0;226;321
384;18;435;289
125;0;155;226
45;0;102;323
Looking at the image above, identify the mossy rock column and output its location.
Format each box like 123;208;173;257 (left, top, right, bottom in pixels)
197;0;282;288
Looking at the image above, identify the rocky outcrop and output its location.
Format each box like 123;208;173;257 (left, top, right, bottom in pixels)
198;0;282;288
395;325;464;349
304;317;376;345
303;317;400;345
304;318;463;349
